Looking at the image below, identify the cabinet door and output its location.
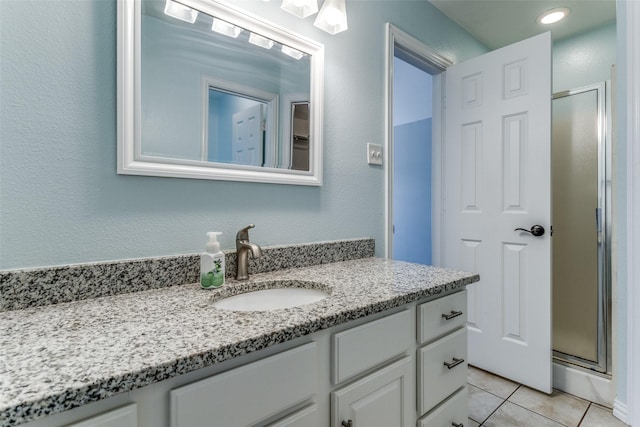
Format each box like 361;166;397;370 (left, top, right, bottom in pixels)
65;404;137;427
331;357;412;427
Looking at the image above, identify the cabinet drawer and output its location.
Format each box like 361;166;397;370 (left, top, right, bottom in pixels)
267;404;318;427
417;387;467;427
170;342;316;427
332;310;411;384
65;404;137;427
418;328;467;415
417;291;467;344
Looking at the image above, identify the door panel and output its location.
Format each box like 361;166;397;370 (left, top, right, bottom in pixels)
442;32;552;393
232;103;263;166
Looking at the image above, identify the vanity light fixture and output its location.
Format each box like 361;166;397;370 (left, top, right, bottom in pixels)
211;17;242;38
164;0;198;23
537;7;570;25
281;45;304;60
280;0;319;18
314;0;348;34
249;32;275;49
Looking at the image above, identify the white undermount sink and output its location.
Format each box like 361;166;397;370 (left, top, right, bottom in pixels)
211;283;329;312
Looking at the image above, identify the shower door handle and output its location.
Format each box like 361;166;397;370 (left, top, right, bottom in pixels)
515;225;545;237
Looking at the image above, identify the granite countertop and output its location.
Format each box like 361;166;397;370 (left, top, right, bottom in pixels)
0;257;479;426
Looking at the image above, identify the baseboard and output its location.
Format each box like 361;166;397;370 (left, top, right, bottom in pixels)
612;399;629;425
553;361;614;407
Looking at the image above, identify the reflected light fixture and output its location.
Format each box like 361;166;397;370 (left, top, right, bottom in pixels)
537;7;570;25
249;32;275;49
281;0;319;18
281;45;304;60
164;0;198;23
211;18;242;38
314;0;347;34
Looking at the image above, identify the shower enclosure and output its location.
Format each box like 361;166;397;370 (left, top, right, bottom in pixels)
552;82;611;375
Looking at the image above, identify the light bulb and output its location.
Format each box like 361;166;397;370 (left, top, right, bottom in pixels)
537;7;570;25
211;18;242;38
164;0;198;24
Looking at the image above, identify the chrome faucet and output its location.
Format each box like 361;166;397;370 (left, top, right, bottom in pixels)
235;224;263;280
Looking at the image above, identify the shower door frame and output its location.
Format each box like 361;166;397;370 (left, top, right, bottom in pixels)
552;82;612;375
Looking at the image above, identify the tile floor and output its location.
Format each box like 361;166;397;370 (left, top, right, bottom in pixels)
467;366;627;426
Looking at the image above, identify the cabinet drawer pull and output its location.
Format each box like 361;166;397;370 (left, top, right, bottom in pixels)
442;310;463;320
342;420;353;427
443;357;465;369
452;422;464;427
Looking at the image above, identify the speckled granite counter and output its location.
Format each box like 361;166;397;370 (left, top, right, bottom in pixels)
0;257;478;426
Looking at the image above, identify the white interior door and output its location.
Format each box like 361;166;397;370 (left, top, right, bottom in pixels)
441;32;552;393
232;103;264;166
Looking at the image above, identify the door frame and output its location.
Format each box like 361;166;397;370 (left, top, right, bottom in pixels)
384;23;452;259
618;0;640;424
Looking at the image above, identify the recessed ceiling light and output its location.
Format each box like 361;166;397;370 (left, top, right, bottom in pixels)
538;7;570;25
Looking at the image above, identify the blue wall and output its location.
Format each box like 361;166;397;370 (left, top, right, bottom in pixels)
392;57;434;265
552;23;617;93
0;0;486;269
393;118;433;265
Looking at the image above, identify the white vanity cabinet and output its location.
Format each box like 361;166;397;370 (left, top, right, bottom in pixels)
416;291;469;425
20;290;469;427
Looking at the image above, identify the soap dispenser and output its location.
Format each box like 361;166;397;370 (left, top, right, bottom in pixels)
200;232;225;289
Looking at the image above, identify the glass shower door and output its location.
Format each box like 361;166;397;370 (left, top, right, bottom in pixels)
552;83;610;374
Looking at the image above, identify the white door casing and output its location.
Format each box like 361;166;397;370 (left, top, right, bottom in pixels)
441;33;552;392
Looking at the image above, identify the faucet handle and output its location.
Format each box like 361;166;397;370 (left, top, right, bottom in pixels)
236;224;255;241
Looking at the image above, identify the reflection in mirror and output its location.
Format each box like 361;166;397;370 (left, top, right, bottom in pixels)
202;78;278;168
291;102;310;171
118;0;324;185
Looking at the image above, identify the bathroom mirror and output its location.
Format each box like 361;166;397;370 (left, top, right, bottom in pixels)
117;0;324;185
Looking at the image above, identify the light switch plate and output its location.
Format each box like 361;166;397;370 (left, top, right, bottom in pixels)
367;143;383;165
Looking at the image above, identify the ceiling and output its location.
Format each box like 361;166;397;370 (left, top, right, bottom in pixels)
428;0;616;50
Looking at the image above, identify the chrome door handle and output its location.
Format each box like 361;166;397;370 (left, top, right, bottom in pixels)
342;420;353;427
444;357;465;369
515;225;545;237
442;310;463;320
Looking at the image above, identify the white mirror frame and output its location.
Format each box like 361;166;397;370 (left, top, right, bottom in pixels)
117;0;325;185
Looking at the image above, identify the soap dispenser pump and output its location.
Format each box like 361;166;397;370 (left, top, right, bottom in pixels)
200;232;225;289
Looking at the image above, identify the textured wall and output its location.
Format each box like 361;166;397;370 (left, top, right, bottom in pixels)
0;0;486;269
552;22;617;93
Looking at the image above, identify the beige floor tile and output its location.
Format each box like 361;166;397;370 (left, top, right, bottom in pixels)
467;365;520;398
508;386;590;427
467;418;481;427
580;403;628;427
483;401;565;427
468;384;504;423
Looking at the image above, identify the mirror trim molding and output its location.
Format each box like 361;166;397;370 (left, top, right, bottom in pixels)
117;0;325;185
